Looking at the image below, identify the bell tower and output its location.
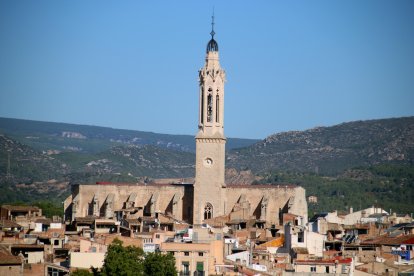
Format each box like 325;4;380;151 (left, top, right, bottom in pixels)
193;16;227;225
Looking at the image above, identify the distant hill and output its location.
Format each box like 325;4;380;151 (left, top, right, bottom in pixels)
227;117;414;175
0;117;259;153
0;134;195;204
57;144;195;180
225;117;414;213
0;116;413;213
0;134;69;203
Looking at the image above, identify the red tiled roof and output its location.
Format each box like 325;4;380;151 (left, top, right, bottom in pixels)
0;220;22;228
362;234;414;246
1;205;39;212
295;257;352;265
0;245;22;265
11;244;44;249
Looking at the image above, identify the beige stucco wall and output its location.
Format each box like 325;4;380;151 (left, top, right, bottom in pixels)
161;240;223;275
0;265;22;276
295;263;350;274
70;252;105;269
79;238;108;253
305;231;325;257
343;207;387;225
28;251;43;264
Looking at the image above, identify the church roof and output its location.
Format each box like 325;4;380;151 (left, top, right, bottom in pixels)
206;38;218;53
226;184;298;189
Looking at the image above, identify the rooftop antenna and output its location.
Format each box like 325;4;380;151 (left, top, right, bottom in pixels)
211;8;215;39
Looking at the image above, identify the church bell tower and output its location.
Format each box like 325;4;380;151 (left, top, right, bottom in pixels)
193;16;227;225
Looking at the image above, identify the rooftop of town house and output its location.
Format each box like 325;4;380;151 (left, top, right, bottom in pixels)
362;233;414;246
255;236;284;249
1;205;40;212
0;220;22;228
295;257;353;265
0;245;22;265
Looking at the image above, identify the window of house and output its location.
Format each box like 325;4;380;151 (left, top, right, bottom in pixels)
341;265;347;274
184;251;190;256
310;266;316;272
182;262;190;275
298;231;304;243
155;234;160;239
198;252;203;256
196;262;204;273
325;266;329;273
54;240;59;246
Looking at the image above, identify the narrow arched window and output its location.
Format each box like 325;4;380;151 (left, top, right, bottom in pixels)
207;94;213;122
200;89;204;124
204;203;213;220
215;94;220;123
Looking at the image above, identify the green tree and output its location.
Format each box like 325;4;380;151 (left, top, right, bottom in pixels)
143;252;177;276
71;269;93;276
101;238;144;276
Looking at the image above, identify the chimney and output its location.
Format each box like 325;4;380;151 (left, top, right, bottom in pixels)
349;207;353;214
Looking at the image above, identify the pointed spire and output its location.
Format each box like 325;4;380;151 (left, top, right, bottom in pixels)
210;9;215;39
206;10;219;53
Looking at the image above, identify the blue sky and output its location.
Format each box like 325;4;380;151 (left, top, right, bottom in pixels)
0;1;413;139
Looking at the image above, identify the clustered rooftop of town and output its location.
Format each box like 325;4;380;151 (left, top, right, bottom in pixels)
0;200;413;275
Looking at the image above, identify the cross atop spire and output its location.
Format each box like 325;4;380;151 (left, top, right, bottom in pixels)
206;10;219;53
210;9;215;38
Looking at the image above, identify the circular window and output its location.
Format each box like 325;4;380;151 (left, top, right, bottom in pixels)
204;158;213;167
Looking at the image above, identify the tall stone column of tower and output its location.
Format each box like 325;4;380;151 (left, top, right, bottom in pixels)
193;17;227;225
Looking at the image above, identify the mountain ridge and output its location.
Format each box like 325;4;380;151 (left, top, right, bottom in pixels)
0;116;413;213
0;117;259;153
227;116;414;175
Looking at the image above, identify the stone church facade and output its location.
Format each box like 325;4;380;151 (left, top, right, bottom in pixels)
64;24;307;229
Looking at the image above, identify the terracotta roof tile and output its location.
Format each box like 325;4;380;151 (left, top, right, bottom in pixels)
0;220;22;228
0;246;22;265
362;234;414;245
295;257;352;265
1;205;39;212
